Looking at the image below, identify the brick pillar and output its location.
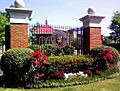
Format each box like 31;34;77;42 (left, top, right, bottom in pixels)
5;8;32;50
10;23;28;48
79;8;105;54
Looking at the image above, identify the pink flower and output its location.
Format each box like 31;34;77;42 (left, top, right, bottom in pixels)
39;73;44;78
34;61;40;66
34;75;38;79
108;54;113;59
107;47;111;53
106;61;110;66
103;56;107;60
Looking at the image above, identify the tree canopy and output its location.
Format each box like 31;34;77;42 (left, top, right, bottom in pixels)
0;11;9;45
109;11;120;42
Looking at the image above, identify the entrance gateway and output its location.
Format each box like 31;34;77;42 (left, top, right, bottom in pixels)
5;0;105;54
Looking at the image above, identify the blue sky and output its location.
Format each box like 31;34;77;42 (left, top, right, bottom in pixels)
0;0;120;36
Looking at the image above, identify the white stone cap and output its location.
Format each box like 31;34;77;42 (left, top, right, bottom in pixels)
14;0;25;8
6;7;32;24
79;15;105;28
87;7;96;15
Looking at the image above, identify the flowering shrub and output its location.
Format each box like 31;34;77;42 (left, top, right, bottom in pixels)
92;47;119;75
97;48;116;65
54;70;64;79
30;51;50;81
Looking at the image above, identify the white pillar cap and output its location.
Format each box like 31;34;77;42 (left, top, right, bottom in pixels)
6;8;32;24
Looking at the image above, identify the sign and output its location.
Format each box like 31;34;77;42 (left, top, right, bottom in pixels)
52;31;67;48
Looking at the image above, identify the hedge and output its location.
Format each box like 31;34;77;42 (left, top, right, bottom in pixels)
0;48;33;83
28;44;75;56
47;55;94;79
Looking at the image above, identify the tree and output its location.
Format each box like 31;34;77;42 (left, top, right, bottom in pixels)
0;11;9;52
102;36;114;44
109;11;120;42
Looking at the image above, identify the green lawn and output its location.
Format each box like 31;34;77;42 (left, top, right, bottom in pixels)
0;76;120;91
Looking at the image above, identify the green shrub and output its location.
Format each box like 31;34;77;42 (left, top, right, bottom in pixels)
25;70;120;88
100;66;119;78
90;45;120;75
28;44;41;51
0;48;33;82
28;44;56;56
62;45;74;55
104;43;120;52
47;55;94;78
40;44;57;56
29;44;75;56
90;45;120;63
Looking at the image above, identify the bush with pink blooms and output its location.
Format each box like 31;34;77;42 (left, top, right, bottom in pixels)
29;51;50;82
90;46;120;75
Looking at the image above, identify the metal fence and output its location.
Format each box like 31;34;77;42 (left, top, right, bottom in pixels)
29;23;83;55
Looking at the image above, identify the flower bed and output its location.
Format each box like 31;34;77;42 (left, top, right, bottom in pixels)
25;70;120;88
0;47;120;88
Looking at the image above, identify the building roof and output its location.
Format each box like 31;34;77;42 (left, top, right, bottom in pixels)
33;19;55;34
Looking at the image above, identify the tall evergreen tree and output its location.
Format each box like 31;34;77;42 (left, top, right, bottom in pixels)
109;11;120;42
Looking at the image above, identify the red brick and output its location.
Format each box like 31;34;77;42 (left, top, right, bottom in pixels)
10;23;28;48
83;27;102;54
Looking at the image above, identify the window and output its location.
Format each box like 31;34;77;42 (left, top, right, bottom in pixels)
39;36;46;45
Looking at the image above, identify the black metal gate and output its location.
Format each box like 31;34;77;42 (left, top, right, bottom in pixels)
29;23;83;55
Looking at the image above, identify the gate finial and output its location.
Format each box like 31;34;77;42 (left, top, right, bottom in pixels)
45;18;48;25
87;7;96;15
14;0;25;8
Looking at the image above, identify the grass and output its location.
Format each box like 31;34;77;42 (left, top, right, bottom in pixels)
0;76;120;91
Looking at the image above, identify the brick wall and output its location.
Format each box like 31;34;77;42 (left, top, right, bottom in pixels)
9;23;28;48
83;27;102;54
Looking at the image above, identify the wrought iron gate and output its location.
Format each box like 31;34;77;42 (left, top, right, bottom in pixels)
29;23;83;55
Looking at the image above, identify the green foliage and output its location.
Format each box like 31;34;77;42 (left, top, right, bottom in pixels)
104;43;120;52
90;45;120;62
48;55;93;64
0;72;120;89
0;48;119;88
71;38;81;49
90;45;120;75
40;44;57;56
47;55;94;78
0;48;33;82
28;44;41;52
29;44;75;56
25;71;120;88
100;66;119;78
103;36;115;44
109;11;120;42
62;45;74;55
0;12;9;45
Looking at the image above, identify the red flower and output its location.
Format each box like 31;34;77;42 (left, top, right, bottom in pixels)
34;61;40;66
30;51;50;80
54;70;64;78
103;56;107;60
108;53;113;59
44;59;49;63
107;47;110;53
